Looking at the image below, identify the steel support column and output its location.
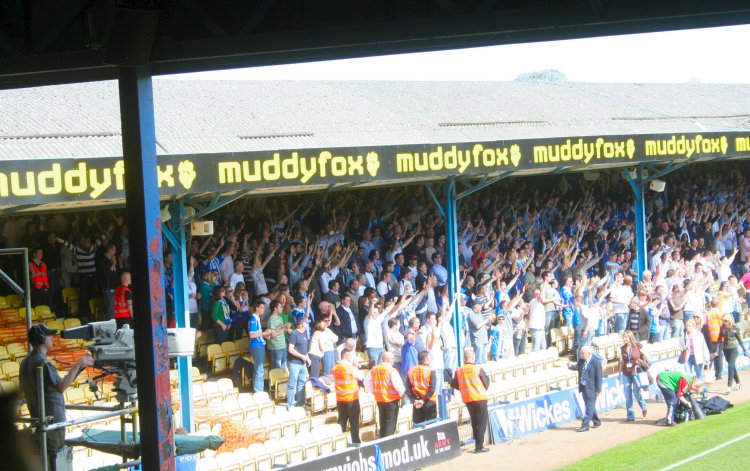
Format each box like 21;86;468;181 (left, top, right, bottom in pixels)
444;178;463;366
118;67;174;470
626;165;648;282
168;200;195;432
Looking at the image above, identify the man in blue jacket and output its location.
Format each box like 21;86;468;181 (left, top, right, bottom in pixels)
569;345;602;432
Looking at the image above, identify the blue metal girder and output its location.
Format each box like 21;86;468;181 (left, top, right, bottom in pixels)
167;200;195;432
184;190;253;224
649;160;692;180
455;171;513;201
625;165;647;282
424;184;446;219
444;178;462;366
118;67;174;470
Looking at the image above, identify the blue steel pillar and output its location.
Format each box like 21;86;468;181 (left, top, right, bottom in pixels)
444;178;462;365
119;67;174;470
169;200;194;432
627;165;648;282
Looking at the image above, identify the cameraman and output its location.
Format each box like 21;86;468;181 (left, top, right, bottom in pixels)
19;324;94;465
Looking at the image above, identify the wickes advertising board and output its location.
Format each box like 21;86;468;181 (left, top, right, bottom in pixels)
0;131;748;206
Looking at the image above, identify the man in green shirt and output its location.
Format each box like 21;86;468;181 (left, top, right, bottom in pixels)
656;370;703;425
267;300;291;369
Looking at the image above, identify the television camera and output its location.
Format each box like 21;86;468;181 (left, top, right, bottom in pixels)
62;320;195;403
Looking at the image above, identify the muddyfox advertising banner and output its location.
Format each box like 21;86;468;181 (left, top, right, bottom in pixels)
1;131;748;206
286;419;460;471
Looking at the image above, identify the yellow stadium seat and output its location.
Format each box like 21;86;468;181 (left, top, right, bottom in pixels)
65;387;89;405
67;299;80;317
89;298;106;320
7;343;27;362
0;348;9;366
281;436;304;464
206;344;227;375
216;377;238;401
18;306;35;321
234;337;249;356
215;451;240;471
192;366;206;383
6;294;23;309
61;287;79;306
35;305;54;321
46;320;64;331
196;456;217;471
63;318;81;329
2;362;20;382
221;341;239;368
269;368;288;402
0;380;17;393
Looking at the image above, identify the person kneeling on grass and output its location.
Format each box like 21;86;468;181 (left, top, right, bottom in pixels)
656;370;703;426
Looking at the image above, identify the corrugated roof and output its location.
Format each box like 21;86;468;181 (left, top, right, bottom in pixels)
1;80;749;161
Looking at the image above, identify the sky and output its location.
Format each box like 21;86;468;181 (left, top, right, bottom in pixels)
163;25;750;84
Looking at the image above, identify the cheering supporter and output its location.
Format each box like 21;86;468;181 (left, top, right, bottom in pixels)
267;300;290;369
210;286;232;343
248;299;271;393
55;220;115;318
287;317;312;410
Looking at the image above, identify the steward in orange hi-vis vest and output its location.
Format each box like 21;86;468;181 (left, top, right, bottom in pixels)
365;352;405;438
370;363;402;403
332;349;364;444
406;351;438;424
331;361;360;402
455;363;488;402
451;348;491;453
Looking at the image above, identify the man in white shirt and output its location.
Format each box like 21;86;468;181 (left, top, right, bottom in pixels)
363;261;377;289
319;263;340;295
609;272;633;333
377;271;393;298
529;288;547;351
219;246;235;285
228;261;245;291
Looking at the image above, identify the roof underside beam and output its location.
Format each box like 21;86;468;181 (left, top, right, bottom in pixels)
456;171;513;200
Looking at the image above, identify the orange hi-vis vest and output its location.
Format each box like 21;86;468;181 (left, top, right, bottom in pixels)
114;285;132;319
29;261;50;290
408;365;436;402
371;364;401;403
331;362;359;402
708;309;723;343
456;363;487;403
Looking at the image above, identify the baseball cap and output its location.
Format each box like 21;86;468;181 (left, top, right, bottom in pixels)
28;323;57;345
296;317;309;327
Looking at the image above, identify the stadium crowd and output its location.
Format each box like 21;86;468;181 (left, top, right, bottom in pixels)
6;162;750;410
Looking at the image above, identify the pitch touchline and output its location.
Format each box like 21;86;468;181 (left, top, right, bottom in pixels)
659;432;750;471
